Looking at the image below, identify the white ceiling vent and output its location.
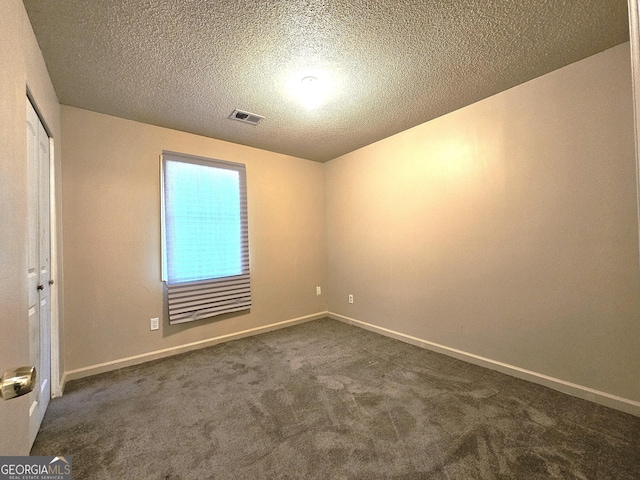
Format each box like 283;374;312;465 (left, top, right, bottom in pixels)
229;109;264;126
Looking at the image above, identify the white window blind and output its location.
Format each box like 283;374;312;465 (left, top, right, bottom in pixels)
161;151;250;324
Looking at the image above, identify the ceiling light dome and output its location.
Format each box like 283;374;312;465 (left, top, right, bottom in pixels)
295;74;330;110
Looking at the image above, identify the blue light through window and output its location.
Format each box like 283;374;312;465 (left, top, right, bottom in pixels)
164;159;242;284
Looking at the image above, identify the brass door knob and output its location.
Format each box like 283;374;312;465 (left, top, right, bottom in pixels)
0;366;36;400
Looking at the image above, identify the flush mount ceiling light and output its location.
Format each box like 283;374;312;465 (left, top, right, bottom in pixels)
292;73;333;110
298;76;322;110
301;75;317;86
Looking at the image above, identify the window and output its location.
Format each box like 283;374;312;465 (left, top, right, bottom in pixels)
161;151;250;324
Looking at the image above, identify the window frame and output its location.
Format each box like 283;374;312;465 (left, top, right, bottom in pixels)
160;151;251;324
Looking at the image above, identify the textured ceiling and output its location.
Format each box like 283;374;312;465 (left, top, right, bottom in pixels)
23;0;629;162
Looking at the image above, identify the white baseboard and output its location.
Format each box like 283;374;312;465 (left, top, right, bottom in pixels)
62;312;328;387
52;374;65;398
56;373;67;398
60;310;640;417
329;312;640;417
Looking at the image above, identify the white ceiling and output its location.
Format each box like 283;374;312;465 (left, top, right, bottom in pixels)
23;0;630;162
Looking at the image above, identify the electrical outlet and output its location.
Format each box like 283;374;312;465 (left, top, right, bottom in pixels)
348;294;353;304
316;286;322;296
150;317;159;331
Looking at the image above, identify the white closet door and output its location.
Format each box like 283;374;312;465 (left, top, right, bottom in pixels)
26;97;51;446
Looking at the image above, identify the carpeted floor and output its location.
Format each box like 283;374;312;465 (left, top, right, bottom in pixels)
32;318;640;479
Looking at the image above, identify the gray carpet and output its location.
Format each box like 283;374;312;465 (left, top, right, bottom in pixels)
32;318;640;479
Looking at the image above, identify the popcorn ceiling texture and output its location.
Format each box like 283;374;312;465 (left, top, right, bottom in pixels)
24;0;629;162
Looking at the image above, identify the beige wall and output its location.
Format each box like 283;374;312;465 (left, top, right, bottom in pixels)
0;0;62;455
61;106;327;372
326;43;640;404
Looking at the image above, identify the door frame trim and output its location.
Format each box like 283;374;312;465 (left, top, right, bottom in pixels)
48;137;61;398
628;0;640;272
